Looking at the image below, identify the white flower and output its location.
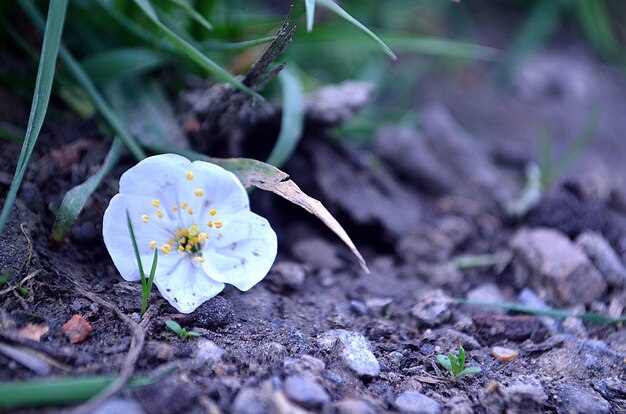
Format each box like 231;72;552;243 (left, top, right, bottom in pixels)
102;154;277;313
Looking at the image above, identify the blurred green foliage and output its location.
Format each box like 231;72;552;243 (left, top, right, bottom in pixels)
0;0;624;236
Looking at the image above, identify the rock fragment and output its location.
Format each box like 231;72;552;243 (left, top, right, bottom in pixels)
284;375;330;409
411;290;454;327
511;227;606;305
556;384;611;414
292;238;343;270
576;230;626;287
395;391;441;414
317;329;380;378
335;398;375;414
481;379;547;414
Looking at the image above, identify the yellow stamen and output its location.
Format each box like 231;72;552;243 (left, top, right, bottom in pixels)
149;240;157;250
186;245;192;252
161;244;172;254
141;215;149;223
186;171;194;180
181;201;188;209
214;221;223;229
179;237;186;244
182;229;189;236
168;239;174;245
195;189;204;197
208;221;213;228
152;199;160;208
178;246;184;252
156;210;164;219
209;209;217;216
194;257;206;263
173;206;179;212
188;208;194;215
198;232;207;242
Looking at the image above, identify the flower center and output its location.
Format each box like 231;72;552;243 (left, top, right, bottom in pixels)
143;190;225;264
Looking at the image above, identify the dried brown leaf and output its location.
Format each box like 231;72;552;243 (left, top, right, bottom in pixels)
211;157;369;273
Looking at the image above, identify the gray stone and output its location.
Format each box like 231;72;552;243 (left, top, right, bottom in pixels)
317;329;380;377
193;340;224;365
505;382;548;413
283;355;326;376
518;288;559;332
576;231;626;287
364;296;393;313
232;388;272;414
292;238;343;270
306;81;374;126
336;398;376;414
511;228;606;305
465;283;507;314
284;375;330;409
556;384;611;414
411;290;453;327
268;260;308;289
562;316;587;337
482;379;547;414
395;391;441;414
93;399;145;414
595;377;626;400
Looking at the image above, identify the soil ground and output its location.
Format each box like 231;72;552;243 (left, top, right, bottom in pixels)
1;15;626;414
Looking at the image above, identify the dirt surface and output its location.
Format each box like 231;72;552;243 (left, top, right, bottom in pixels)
2;27;626;414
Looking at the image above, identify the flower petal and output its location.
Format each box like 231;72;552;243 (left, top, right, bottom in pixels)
202;211;277;291
154;258;225;313
103;193;176;281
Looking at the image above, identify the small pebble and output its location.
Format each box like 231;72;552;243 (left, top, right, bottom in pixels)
284;375;330;409
395;391;441;414
336;399;375;414
317;329;380;378
62;314;92;344
492;346;518;361
350;300;368;316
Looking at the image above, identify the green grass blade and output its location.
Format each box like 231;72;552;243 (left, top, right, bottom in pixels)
552;105;601;182
458;346;465;369
132;0;258;97
165;0;213;32
315;0;397;61
0;0;68;236
266;68;304;168
493;0;562;86
0;366;178;408
20;0;147;161
457;300;626;325
199;36;276;51
538;124;553;187
126;210;146;285
305;0;316;32
51;139;123;242
147;248;158;293
575;0;622;60
80;48;168;85
296;28;499;61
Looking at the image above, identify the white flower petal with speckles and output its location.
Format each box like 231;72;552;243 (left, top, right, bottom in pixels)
103;154;278;313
